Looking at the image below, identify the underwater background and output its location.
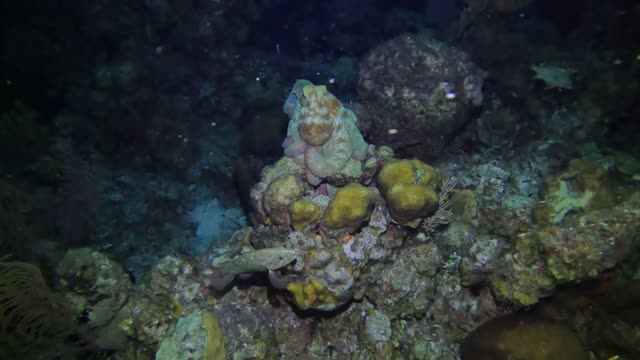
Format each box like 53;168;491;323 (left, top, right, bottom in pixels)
0;0;639;359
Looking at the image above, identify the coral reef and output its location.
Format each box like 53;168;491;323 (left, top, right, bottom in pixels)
534;159;617;225
478;159;636;306
156;310;225;360
4;1;640;358
57;248;132;327
491;204;637;306
236;82;458;313
263;174;305;225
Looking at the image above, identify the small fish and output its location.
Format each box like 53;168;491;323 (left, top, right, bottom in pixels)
531;64;574;90
208;247;297;291
275;43;281;56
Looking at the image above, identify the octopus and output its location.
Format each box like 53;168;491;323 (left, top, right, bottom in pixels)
282;80;369;185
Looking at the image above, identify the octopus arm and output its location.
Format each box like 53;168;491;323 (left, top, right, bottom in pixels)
305;168;323;186
283;119;307;158
344;111;368;161
305;132;353;178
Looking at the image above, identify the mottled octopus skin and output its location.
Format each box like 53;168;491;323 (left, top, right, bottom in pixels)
282;80;368;185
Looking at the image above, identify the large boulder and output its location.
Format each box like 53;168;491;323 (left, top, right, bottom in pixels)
358;33;485;159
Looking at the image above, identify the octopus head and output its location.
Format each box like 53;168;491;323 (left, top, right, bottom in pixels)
297;85;342;146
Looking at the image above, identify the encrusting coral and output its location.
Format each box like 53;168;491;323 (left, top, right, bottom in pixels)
289;198;322;230
239;81;457;312
286;279;338;311
263;173;304;225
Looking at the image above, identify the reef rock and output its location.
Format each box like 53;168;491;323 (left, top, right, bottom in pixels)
358;33;485;159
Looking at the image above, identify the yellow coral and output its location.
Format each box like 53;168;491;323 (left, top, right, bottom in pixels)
385;183;439;223
377;159;442;194
289;198;322;230
202;311;225;360
263;174;304;225
376;159;442;224
493;278;539;306
286;279;337;310
323;183;376;233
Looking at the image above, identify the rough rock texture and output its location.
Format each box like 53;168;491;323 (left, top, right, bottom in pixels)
358;33;485;159
155;310;225;360
491;204;638;306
